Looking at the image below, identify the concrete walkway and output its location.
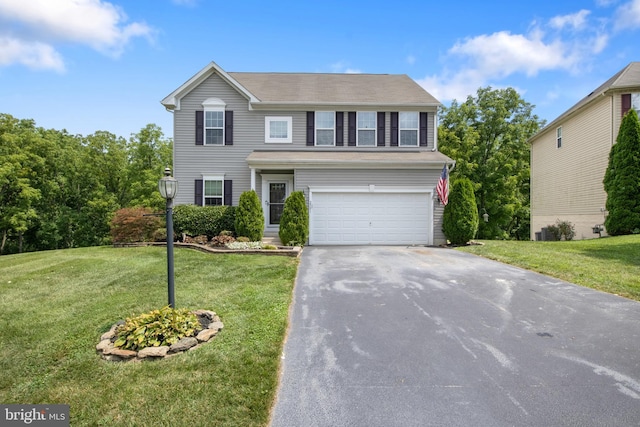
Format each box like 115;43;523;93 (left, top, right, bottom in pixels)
270;246;640;427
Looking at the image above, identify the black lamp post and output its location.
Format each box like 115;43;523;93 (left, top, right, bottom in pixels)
158;167;178;308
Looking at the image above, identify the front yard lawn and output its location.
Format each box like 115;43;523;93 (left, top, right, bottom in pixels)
0;246;298;426
457;235;640;301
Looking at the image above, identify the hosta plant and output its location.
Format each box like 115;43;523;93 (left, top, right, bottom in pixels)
113;306;200;351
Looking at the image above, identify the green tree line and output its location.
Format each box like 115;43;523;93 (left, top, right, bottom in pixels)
0;113;172;255
438;87;545;240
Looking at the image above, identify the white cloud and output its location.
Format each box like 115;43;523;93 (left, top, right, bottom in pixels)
0;0;154;70
416;8;613;104
549;9;591;30
614;0;640;29
330;61;362;74
0;36;64;72
448;30;573;78
406;55;416;65
172;0;198;6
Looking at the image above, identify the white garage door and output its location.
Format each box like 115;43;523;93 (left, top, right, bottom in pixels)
310;191;431;245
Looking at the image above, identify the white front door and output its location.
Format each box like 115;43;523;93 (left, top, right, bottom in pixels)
261;174;293;230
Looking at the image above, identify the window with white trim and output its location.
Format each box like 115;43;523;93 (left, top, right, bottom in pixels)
633;93;640;112
399;112;419;146
203;176;224;205
202;98;226;146
315;111;335;146
265;116;292;143
556;126;562;149
357;112;376;146
205;111;224;145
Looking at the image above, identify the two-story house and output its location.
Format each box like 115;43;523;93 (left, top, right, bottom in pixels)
529;62;640;240
161;61;453;245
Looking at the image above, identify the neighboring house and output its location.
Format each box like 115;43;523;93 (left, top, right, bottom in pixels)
161;61;453;245
529;62;640;240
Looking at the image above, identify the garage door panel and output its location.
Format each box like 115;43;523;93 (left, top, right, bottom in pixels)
310;191;431;245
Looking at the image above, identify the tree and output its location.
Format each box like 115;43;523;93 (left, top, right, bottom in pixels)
234;191;264;241
439;87;544;240
603;109;640;235
442;178;479;245
279;191;309;246
0;114;42;254
126;124;173;211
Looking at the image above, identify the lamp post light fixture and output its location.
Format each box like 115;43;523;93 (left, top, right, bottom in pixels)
482;212;489;223
158;167;178;308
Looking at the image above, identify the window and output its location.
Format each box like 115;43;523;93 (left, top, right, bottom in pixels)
357;112;376;146
399;112;418;146
315;112;335;146
265;117;292;143
556;126;562;149
633;93;640;112
203;177;224;205
205;111;224;145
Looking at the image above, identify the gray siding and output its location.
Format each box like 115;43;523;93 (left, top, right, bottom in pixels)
295;169;446;244
173;73;439;206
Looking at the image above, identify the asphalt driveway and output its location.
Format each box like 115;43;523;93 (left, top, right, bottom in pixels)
269;246;640;427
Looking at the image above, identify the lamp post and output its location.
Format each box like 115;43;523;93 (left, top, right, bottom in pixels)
158;167;178;308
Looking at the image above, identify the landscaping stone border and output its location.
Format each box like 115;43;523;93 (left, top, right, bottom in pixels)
113;242;302;257
96;309;223;362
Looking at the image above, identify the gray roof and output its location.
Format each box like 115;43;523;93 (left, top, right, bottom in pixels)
161;61;440;110
531;62;640;141
246;150;452;169
228;72;440;106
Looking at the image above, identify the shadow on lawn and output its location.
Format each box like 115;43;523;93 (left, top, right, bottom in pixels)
574;240;640;267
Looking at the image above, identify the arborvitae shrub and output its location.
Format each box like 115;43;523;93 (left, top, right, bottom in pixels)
442;178;479;245
234;190;264;241
173;205;236;238
278;191;309;246
603;109;640;236
110;207;162;243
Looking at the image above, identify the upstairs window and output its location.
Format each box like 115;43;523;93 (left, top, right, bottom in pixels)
357;112;376;146
633;93;640;112
202;98;226;145
556;126;562;149
205;111;224;145
399;112;419;146
315;112;335;146
265;117;292;143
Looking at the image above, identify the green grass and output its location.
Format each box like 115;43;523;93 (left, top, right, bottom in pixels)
0;246;298;426
457;235;640;301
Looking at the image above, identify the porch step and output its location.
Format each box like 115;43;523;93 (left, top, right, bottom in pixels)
262;235;282;246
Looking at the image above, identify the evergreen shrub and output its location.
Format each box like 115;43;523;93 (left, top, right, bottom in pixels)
442;178;479;245
234;191;264;241
278;191;309;246
173;205;235;238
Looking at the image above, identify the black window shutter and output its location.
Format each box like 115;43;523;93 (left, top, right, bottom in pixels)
195;111;204;145
336;112;344;146
306;112;315;146
225;111;233;145
377;112;385;147
419;112;428;147
622;94;631;116
224;180;232;206
195;179;203;206
390;112;399;147
348;112;356;146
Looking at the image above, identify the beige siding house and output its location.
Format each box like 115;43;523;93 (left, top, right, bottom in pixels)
161;61;453;245
529;62;640;240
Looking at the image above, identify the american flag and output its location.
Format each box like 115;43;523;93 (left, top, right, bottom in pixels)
436;165;449;205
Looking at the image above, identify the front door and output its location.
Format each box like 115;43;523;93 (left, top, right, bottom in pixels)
268;182;287;225
261;174;293;230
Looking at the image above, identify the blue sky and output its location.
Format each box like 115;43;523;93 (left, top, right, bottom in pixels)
1;0;640;140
